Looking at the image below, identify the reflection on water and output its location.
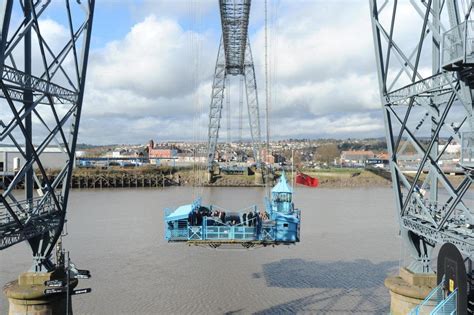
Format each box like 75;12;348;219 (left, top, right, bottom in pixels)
262;258;396;289
256;259;397;314
1;187;399;314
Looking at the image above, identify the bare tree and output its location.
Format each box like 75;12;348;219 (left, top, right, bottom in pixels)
315;144;340;165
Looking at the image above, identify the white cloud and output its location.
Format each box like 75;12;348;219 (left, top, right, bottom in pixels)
76;1;410;144
1;1;459;145
271;113;385;139
88;16;214;99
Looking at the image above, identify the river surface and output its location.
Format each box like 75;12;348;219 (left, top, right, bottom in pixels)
0;187;401;314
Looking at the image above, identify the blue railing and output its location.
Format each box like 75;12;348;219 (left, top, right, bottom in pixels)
410;281;444;315
204;225;256;240
165;202;299;243
262;226;275;241
431;289;457;315
166;228;188;240
188;226;202;240
409;275;458;315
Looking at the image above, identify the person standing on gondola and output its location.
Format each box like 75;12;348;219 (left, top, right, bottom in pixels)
242;213;247;226
256;212;262;240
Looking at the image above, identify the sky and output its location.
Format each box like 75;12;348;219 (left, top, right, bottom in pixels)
67;0;395;144
7;0;416;144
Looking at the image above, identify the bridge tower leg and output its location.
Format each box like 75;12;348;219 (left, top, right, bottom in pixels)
370;0;474;313
207;0;262;182
0;1;95;313
207;38;226;182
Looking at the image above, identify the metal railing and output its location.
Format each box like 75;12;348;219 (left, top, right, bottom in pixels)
166;228;188;241
409;281;444;315
442;21;474;67
0;194;64;249
431;289;457;315
164;201;297;243
406;195;468;228
204;225;256;240
188;226;202;240
0;194;61;225
262;226;275;241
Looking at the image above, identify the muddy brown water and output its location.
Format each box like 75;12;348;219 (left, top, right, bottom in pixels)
1;187;400;314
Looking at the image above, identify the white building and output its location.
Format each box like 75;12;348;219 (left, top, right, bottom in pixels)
438;143;461;154
0;147;76;175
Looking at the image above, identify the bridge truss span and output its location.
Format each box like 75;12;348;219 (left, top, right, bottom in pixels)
207;0;261;171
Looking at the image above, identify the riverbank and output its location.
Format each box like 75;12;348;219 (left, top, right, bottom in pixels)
7;167;466;189
72;167;393;188
1;187;399;314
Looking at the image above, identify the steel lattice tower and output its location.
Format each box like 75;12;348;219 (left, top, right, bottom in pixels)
0;0;95;272
207;0;261;171
370;0;474;273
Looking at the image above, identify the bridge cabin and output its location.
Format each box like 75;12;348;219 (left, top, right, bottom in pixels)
164;200;201;241
164;173;300;247
266;172;300;243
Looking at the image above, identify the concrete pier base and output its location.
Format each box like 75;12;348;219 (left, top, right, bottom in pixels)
265;172;275;186
254;170;263;185
385;267;437;315
3;270;76;315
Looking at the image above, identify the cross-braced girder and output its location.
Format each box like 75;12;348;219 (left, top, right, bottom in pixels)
207;39;226;169
207;0;261;171
370;0;474;272
219;0;251;75
0;0;95;272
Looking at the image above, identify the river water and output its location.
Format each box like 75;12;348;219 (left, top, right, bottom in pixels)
0;187;400;314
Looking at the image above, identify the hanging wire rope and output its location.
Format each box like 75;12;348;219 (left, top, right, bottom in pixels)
190;0;206;197
264;0;270;174
270;0;280;149
226;76;231;145
190;0;198;198
239;76;244;143
197;1;205;193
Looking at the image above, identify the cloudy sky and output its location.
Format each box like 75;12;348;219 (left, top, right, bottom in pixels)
44;0;388;144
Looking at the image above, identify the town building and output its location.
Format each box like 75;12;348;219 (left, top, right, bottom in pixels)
0;146;79;175
340;150;375;167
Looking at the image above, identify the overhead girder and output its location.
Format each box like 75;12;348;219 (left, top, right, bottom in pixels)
219;0;251;75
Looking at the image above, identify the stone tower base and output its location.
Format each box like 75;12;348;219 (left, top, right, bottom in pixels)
385;267;437;315
3;270;76;315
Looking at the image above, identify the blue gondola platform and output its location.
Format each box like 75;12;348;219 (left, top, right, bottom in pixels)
164;172;301;248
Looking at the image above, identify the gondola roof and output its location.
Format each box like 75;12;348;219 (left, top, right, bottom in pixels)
166;204;194;221
272;172;292;194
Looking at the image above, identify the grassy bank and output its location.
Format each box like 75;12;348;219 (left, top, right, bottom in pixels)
69;167;392;188
27;166;467;189
301;168;391;188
